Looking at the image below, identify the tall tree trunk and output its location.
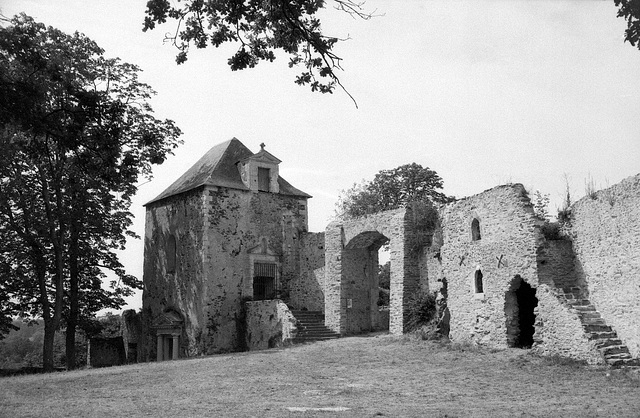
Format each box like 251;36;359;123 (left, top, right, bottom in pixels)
66;223;79;370
33;246;57;372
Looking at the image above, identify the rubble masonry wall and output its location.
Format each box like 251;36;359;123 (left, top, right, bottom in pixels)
569;174;640;358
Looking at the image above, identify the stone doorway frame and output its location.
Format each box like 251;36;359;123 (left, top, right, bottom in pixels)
152;309;184;361
324;207;421;335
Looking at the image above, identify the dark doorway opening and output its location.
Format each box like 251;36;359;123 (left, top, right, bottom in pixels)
253;276;275;300
505;276;538;348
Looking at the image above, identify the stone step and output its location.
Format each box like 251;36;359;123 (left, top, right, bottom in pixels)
576;311;601;320
605;352;634;361
297;328;339;335
571;305;596;312
566;299;591;306
620;358;640;368
600;345;631;356
295;334;340;339
291;311;323;316
587;331;618;340
581;317;606;325
594;339;623;349
584;324;613;333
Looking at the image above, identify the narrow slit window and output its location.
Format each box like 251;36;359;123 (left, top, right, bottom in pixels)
471;218;481;241
475;269;484;293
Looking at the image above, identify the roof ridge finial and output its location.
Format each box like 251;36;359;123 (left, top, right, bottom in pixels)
260;142;265;151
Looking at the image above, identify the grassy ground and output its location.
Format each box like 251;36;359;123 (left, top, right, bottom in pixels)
1;334;639;417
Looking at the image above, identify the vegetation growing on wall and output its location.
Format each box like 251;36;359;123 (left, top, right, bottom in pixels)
404;291;437;333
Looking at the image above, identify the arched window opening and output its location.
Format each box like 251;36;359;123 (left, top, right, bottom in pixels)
167;235;177;273
474;269;484;293
471;218;481;241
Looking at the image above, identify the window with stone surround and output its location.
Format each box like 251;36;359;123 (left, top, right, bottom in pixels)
471;218;481;241
258;167;270;192
167;234;177;273
474;269;484;293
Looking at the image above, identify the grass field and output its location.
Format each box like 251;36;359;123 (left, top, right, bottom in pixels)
1;334;639;417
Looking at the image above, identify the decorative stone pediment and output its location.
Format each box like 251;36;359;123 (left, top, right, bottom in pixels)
152;310;183;334
248;237;277;256
238;143;280;193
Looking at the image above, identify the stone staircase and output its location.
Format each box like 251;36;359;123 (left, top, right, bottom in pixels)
291;311;340;343
556;287;640;368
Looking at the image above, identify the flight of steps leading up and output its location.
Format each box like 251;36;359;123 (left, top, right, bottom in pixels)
556;287;640;369
290;311;340;344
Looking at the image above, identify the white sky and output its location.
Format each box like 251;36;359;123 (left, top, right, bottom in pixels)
2;0;639;311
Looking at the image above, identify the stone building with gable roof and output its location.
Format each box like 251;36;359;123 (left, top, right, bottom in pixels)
141;138;318;358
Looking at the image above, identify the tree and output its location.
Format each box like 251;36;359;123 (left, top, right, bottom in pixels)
615;0;640;51
142;0;374;103
335;163;451;219
0;14;182;370
532;190;550;221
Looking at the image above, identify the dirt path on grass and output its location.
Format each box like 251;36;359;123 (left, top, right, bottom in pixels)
1;334;639;417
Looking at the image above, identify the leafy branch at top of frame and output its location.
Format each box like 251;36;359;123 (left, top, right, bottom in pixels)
142;0;378;107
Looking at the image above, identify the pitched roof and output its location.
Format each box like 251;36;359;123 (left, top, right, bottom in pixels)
146;138;310;205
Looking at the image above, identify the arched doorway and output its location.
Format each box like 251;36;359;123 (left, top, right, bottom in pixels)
341;231;389;334
505;276;538;348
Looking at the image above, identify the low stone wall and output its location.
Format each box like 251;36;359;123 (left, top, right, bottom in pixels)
245;300;298;350
569;174;640;357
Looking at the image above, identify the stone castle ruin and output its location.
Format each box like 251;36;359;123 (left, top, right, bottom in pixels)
134;138;640;368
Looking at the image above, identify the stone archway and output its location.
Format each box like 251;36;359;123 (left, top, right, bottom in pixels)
505;276;538;348
324;208;421;335
341;230;389;334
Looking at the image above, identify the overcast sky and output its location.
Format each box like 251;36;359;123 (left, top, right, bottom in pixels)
3;0;639;311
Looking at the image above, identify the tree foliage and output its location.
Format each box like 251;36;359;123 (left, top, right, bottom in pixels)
615;0;640;51
0;14;182;370
142;0;373;103
335;163;451;219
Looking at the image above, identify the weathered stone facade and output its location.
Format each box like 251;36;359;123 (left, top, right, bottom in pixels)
434;184;542;347
141;138;638;366
567;174;640;358
142;139;311;358
290;232;326;312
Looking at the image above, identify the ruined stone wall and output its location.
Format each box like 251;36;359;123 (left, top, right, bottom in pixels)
440;184;541;347
245;300;298;350
142;188;207;360
532;285;603;364
569;174;640;357
536;240;581;288
290;232;325;311
143;185;308;357
439;183;611;362
325;208;420;335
